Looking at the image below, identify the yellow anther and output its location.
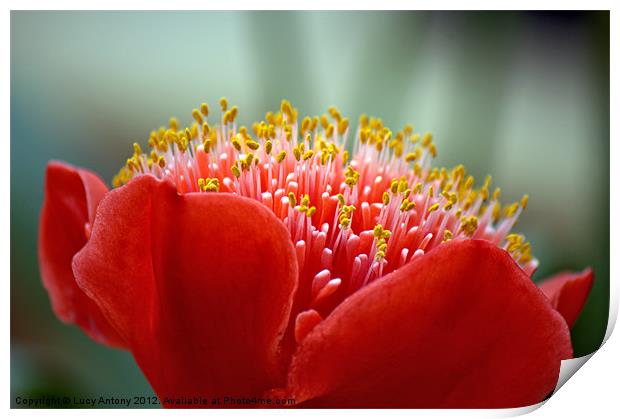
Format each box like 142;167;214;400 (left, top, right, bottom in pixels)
288;192;297;207
245;153;255;168
133;142;142;156
390;179;399;194
201;122;210;138
231;164;241;178
464;175;474;189
443;229;453;242
320;114;329;130
427;203;440;215
375;139;384;152
459;215;479;237
301;194;310;207
382;192;390;205
307;206;317;217
394;143;404;158
360;129;369;144
400;199;410;212
342;150;350;164
231;136;242;151
264;140;273;155
492;202;501;222
359;114;369;128
293;146;301;161
405;152;417;163
521;194;529;209
157;156;166;168
428;143;437;158
246;140;260;151
410;133;420;143
337;118;349;135
219;97;228;112
325;124;334;138
480;186;489;201
281;100;294;121
398;178;408;194
337;193;345;206
303;150;314;161
504;202;519;217
169;117;178;131
192;108;203;125
493;187;501;201
344;165;359;187
300;117;311;135
404;123;414;136
383;129;392;141
276;150;287;163
422;132;433;146
309;116;318;131
200;103;209;117
413;182;423;194
373;224;384;238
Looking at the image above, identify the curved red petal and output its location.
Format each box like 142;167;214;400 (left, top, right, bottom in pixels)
38;161;125;348
538;268;594;328
287;240;572;408
72;175;298;405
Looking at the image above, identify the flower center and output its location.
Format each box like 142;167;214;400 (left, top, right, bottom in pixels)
114;99;537;342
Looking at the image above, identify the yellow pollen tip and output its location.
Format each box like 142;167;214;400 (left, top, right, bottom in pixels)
219;97;228;112
521;194;529;209
192;109;203;125
200;103;209;117
382;192;390;205
246;140;260;151
493;187;501;201
169;117;178;131
276;151;287;163
422;132;433;146
288;192;297;207
427;203;440;214
459;215;479;237
231;164;241;178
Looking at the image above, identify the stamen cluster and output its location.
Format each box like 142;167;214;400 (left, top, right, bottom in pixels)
114;99;536;324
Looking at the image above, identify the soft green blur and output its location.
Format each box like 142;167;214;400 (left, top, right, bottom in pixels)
11;11;609;406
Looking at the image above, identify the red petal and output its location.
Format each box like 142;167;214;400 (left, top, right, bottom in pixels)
38;161;125;348
72;175;298;405
287;240;572;408
538;269;594;328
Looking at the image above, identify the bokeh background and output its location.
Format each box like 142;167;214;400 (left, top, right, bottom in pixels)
11;11;609;406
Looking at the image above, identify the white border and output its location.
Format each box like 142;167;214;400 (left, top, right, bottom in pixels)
5;2;616;418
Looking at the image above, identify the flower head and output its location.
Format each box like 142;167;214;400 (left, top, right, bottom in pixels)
39;100;594;408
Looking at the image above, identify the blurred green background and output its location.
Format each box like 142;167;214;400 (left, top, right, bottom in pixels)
11;11;609;406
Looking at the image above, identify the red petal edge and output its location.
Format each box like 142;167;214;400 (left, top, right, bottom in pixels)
38;161;126;348
286;240;572;408
72;175;298;407
538;268;594;328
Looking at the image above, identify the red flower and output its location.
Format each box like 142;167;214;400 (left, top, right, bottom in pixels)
39;100;594;408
